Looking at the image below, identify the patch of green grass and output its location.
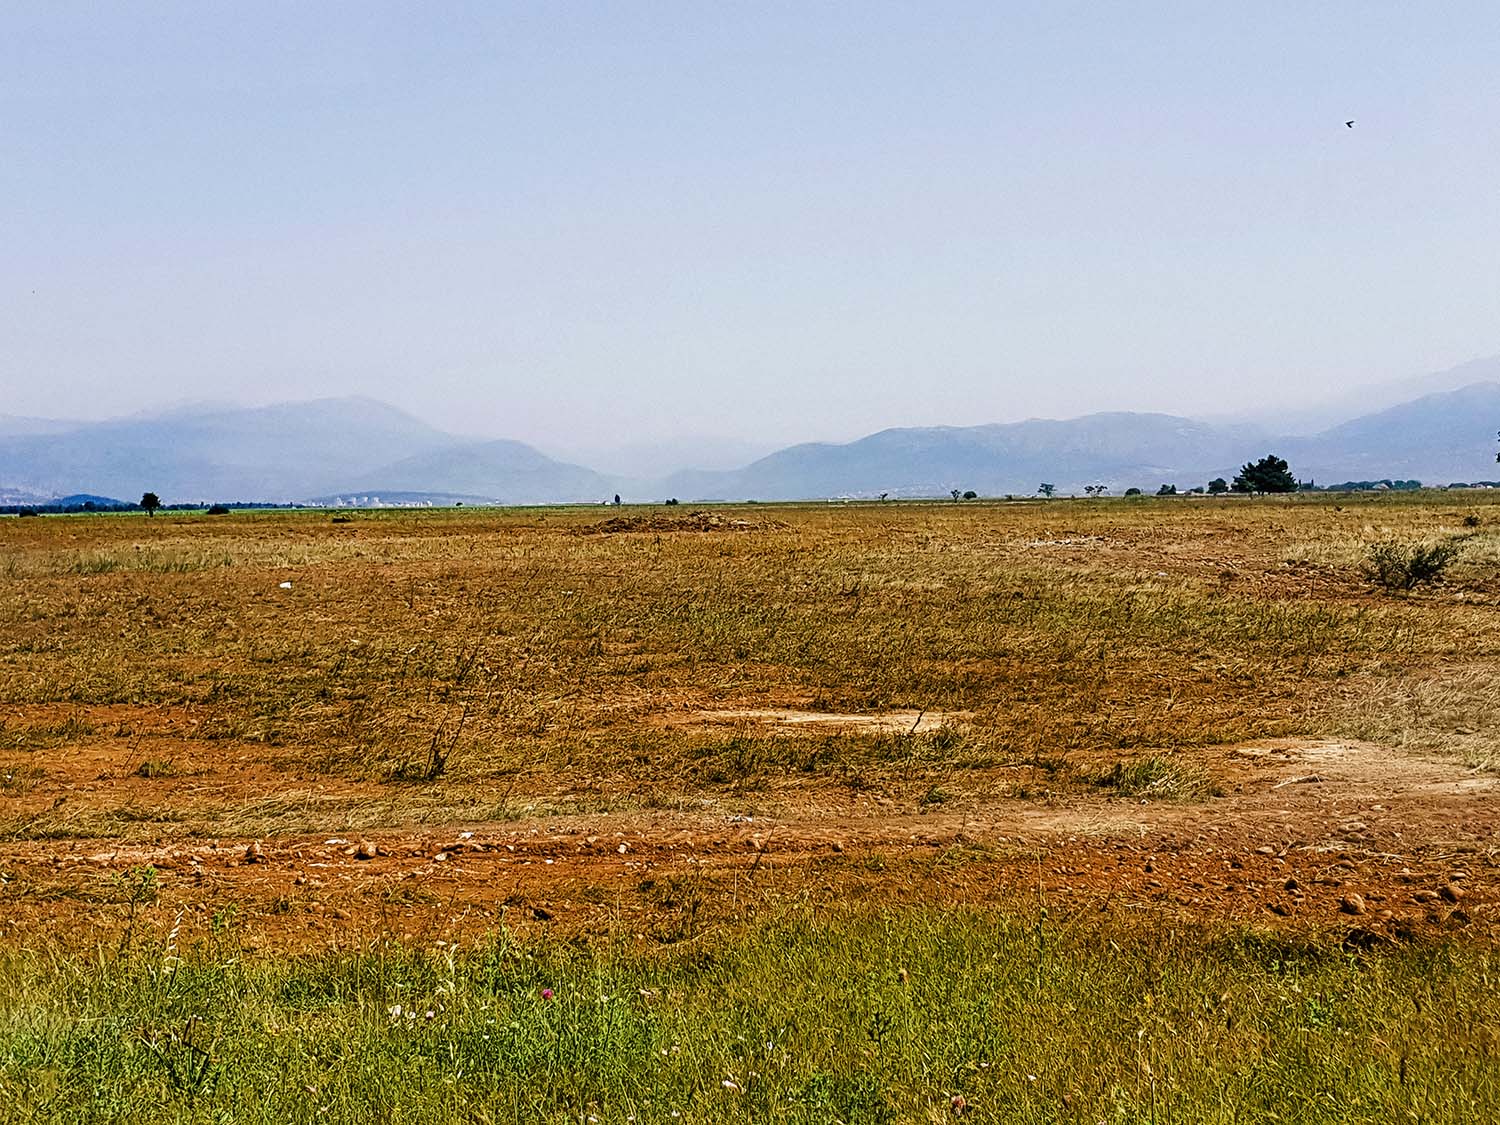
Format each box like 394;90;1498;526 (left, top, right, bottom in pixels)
0;910;1496;1123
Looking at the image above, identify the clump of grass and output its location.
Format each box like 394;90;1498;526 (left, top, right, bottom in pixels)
0;716;97;751
1093;754;1219;800
1;764;47;795
1363;537;1467;592
135;760;177;779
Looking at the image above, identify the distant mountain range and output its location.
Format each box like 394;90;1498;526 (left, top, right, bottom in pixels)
4;375;1499;505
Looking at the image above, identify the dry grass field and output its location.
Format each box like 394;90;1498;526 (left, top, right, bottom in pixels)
2;494;1499;1120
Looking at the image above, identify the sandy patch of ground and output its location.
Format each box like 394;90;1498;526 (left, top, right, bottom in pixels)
671;708;964;734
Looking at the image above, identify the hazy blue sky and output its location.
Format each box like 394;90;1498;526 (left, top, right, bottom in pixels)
3;2;1498;449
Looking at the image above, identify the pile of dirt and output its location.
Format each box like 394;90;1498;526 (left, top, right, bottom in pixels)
582;511;788;535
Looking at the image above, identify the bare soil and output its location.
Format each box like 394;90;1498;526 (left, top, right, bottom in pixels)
3;714;1493;950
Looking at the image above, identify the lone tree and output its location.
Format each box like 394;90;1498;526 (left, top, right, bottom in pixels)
1232;455;1297;494
1038;483;1056;498
1157;483;1178;496
140;492;161;517
1207;477;1229;495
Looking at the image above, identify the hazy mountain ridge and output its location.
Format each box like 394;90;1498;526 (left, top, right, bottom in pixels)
2;379;1498;505
0;397;460;503
0;414;81;438
349;439;616;505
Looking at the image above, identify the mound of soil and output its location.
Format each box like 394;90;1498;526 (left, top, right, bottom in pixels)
582;511;788;534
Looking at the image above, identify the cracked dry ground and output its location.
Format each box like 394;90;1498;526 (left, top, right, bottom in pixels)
2;727;1494;951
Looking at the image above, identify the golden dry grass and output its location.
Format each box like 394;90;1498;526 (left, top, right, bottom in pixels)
1;494;1498;839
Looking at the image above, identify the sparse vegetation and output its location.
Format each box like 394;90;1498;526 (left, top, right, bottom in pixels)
1364;536;1468;592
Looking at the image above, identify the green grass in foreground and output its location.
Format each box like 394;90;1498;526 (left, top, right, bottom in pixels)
0;911;1496;1124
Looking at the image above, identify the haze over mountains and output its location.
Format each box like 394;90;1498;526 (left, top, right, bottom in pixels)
4;367;1499;506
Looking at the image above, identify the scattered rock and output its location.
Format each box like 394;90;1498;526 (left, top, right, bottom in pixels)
1339;894;1367;916
354;839;377;861
1255;845;1276;856
1439;884;1464;904
243;841;266;865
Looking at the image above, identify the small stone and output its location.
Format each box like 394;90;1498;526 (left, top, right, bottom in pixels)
433;852;449;862
1340;894;1367;916
354;839;377;861
1439;884;1464;904
1255;845;1276;856
1267;902;1291;917
1413;890;1438;903
243;841;266;864
1283;877;1299;892
831;841;844;853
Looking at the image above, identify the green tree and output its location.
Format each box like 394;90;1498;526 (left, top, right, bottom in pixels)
1232;455;1297;494
140;492;161;517
1038;483;1056;498
1207;477;1229;494
1156;484;1178;496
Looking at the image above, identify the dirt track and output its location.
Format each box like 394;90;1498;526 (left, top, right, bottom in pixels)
3;735;1493;950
